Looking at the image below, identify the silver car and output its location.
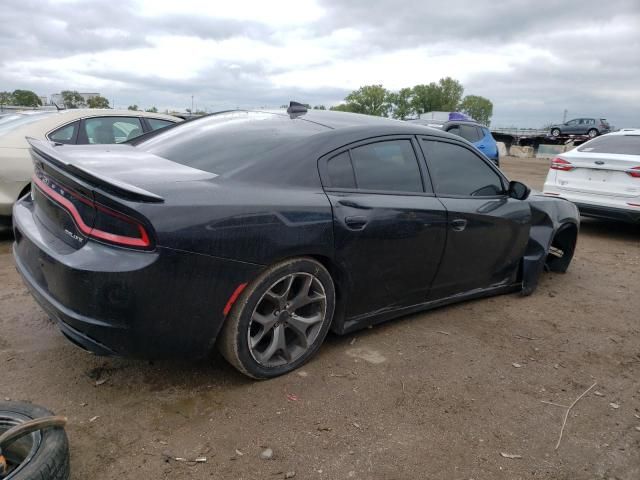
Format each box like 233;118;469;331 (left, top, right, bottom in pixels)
0;109;181;231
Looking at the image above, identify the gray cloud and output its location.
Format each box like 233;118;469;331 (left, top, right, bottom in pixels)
0;0;271;65
0;0;638;127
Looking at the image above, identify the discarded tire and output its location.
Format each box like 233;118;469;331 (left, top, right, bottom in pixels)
0;401;69;480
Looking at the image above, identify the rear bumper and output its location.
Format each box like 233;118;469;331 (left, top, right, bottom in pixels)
542;181;640;223
574;203;640;223
13;196;262;359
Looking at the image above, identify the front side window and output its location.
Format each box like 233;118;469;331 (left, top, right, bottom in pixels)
421;139;504;197
349;140;424;193
83;117;143;144
567;119;578;126
49;121;79;144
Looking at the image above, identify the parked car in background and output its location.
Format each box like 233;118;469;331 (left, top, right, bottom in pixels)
549;118;610;138
13;106;578;379
543;129;640;223
0;109;181;231
408;115;500;166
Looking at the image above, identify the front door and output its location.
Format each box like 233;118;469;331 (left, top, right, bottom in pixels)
319;137;448;320
419;137;531;299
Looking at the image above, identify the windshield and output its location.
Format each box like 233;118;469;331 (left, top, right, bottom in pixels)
577;135;640;155
0;112;58;137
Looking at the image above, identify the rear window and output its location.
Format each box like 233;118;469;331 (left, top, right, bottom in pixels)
137;111;327;175
577;135;640;155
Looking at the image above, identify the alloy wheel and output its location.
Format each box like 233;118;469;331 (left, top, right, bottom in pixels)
247;272;327;367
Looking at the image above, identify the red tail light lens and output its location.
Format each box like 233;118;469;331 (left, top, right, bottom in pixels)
32;175;152;249
550;157;574;171
626;166;640;178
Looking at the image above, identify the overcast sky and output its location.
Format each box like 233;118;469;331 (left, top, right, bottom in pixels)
1;0;638;127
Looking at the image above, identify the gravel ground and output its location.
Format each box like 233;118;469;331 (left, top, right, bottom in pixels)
1;156;639;480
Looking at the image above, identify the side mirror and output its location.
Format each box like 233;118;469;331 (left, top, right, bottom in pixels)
508;180;530;200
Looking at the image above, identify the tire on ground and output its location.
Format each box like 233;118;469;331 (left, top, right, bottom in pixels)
0;401;69;480
218;257;335;379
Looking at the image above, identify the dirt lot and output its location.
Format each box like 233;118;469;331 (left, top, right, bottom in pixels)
1;156;639;480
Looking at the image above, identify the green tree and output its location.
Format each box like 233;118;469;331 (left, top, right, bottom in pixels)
330;103;358;112
437;77;464;111
313;105;326;110
128;104;139;111
86;96;110;108
459;95;493;126
388;87;414;119
411;82;442;115
61;90;84;108
343;84;391;116
0;91;15;106
12;89;42;107
411;77;464;115
145;106;158;113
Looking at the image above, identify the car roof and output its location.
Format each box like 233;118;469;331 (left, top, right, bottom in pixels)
0;109;182;148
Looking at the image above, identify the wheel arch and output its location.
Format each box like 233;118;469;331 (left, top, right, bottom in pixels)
304;254;349;334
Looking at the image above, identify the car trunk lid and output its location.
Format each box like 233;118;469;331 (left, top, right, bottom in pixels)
26;138;216;250
553;152;640;198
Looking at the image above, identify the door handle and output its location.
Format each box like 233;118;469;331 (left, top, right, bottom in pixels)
345;216;368;230
478;145;485;148
451;218;467;232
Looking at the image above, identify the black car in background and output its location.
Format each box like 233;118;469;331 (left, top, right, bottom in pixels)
549;118;610;138
13;106;579;379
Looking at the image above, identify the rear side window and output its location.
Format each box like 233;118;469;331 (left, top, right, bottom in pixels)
422;139;504;197
349;140;423;193
48;121;79;144
447;125;460;136
82;117;143;144
577;135;640;155
459;124;483;142
327;152;356;188
147;118;174;131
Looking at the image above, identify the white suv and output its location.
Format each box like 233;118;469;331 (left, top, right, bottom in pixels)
543;129;640;223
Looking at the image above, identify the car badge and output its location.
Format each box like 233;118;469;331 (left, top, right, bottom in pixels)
594;160;605;165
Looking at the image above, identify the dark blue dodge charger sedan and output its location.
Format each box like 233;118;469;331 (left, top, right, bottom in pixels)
13;105;579;378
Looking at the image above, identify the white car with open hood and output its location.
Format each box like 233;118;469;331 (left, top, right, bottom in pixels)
543;129;640;223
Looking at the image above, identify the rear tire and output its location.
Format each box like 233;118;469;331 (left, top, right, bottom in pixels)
219;257;335;379
0;401;69;480
587;128;598;138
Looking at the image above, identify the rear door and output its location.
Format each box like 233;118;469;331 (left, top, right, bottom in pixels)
319;136;448;319
554;135;640;198
419;137;531;299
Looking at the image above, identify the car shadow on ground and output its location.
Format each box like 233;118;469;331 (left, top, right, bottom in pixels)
579;217;639;241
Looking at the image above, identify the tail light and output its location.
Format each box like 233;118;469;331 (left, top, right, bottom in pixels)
32;174;152;249
550;157;574;171
626;166;640;178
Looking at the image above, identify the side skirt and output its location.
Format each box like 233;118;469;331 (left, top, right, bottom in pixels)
337;282;522;335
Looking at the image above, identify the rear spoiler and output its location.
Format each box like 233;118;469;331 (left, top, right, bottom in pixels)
26;137;164;204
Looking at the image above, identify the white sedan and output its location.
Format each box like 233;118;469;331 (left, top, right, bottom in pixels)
543;129;640;223
0;109;181;231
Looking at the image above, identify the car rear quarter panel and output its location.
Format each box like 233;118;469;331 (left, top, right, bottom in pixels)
133;180;335;267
